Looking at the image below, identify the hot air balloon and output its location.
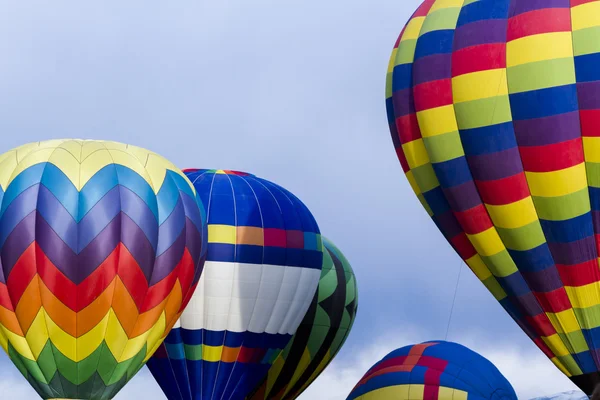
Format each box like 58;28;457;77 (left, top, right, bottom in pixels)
247;236;358;400
387;0;600;395
146;169;323;400
346;341;518;400
0;139;208;399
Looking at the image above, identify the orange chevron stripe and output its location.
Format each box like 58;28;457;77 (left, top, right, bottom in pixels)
39;277;75;337
131;296;169;338
76;279;117;337
15;276;42;335
112;276;139;337
0;305;23;336
162;281;182;335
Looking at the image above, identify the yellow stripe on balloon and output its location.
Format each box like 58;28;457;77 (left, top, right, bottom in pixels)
80;148;152;191
565;283;600;309
2;325;35;360
416;105;459;138
583;137;600;163
25;309;49;359
402;139;430;169
466;228;505;257
571;2;600;31
546;309;585;334
8;147;80;189
202;344;224;362
506;32;573;67
452;69;508;103
143;311;167;360
542;334;572;357
208;225;237;244
465;255;492;281
525;163;587;197
400;17;426;42
485;197;538;229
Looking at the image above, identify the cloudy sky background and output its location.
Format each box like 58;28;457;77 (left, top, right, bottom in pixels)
0;1;584;399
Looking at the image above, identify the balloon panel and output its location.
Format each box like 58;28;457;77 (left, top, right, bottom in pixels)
0;140;207;399
388;0;600;394
147;169;323;400
346;341;517;400
248;237;358;400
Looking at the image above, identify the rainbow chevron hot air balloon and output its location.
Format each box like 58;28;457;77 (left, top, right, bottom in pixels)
0;139;208;399
387;0;600;395
147;169;323;400
247;237;358;400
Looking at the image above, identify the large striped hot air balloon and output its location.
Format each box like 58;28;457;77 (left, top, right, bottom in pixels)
387;0;600;395
0;139;208;399
346;341;517;400
247;236;358;400
147;169;323;400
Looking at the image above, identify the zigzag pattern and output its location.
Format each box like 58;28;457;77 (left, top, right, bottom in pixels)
0;140;208;400
248;237;358;400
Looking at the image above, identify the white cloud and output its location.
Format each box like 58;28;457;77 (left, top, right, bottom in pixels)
298;330;585;400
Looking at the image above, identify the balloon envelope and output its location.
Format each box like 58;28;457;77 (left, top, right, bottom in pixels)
147;169;323;400
347;341;517;400
0;139;207;399
388;0;600;394
248;236;358;400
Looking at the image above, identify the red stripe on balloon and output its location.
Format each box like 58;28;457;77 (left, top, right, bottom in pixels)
452;44;506;77
453;204;494;235
449;233;477;261
413;79;453;112
475;173;530;206
535;288;572;313
396;114;422;144
0;283;13;311
580;110;600;137
526;313;558;337
507;8;572;42
557;259;600;287
7;243;37;306
517;138;584;173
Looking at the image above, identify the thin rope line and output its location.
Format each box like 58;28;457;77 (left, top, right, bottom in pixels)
444;259;463;341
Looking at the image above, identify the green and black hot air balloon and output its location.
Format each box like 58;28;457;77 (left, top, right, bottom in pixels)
248;237;358;400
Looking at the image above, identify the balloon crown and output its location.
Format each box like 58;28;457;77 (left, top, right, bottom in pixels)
182;168;255;177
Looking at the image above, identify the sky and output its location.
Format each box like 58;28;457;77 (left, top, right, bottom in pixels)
0;1;586;399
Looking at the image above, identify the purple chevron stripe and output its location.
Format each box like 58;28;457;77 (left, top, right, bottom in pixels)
157;195;186;256
0;256;4;284
0;184;39;249
180;190;204;235
121;213;156;283
37;184;77;252
150;227;187;286
37;211;120;284
120;186;159;250
1;211;36;281
31;211;156;284
80;185;159;253
184;218;203;271
78;186;122;252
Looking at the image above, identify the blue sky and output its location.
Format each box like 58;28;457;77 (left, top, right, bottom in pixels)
0;1;584;399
